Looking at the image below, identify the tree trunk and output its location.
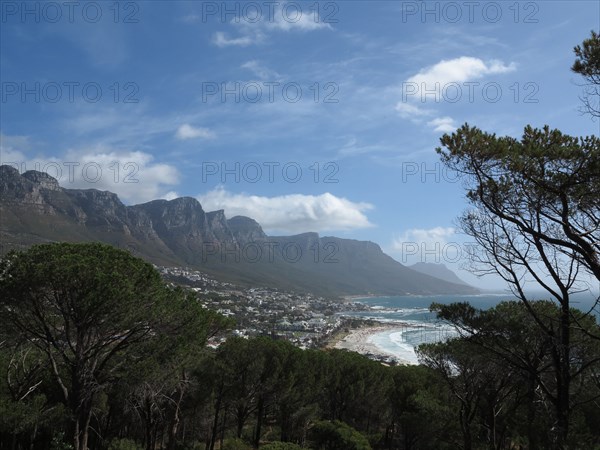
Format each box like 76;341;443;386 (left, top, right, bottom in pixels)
30;422;38;450
80;403;93;450
236;404;249;439
385;423;394;450
144;399;153;450
555;302;571;449
167;378;186;450
527;374;538;449
253;396;264;449
220;409;227;449
459;404;472;450
208;384;223;450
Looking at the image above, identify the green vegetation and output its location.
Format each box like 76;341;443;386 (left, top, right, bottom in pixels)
1;30;599;450
260;443;306;450
0;243;228;450
419;301;600;449
310;421;372;450
1;243;599;450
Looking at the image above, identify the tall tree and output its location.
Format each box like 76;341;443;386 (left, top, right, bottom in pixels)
0;243;217;450
437;124;599;447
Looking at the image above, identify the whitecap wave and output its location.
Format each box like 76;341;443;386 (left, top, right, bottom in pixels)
367;325;459;365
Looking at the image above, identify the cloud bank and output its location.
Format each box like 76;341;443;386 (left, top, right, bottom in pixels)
197;187;374;233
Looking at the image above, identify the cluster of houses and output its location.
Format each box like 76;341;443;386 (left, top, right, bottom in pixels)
156;265;370;349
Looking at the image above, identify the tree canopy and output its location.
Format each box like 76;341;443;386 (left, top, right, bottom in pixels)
572;30;600;117
0;243;225;450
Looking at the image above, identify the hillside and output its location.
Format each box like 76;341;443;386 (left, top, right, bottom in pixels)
0;165;478;296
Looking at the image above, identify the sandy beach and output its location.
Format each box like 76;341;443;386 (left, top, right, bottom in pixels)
332;323;418;365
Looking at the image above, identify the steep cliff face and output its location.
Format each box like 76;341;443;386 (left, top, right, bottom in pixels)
130;199;237;263
0;166;75;220
206;210;237;245
1;166;33;202
133;198;208;238
227;216;267;245
1;166;60;207
67;189;132;229
0;165;479;296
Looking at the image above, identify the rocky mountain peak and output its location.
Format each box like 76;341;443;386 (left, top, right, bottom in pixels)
134;197;206;229
0;165;62;206
22;170;61;191
0;165;21;179
227;215;267;244
0;165;26;194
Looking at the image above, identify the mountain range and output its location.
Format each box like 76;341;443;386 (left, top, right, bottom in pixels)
409;262;470;286
0;165;478;296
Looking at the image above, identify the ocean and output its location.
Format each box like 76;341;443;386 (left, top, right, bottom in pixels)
339;291;599;364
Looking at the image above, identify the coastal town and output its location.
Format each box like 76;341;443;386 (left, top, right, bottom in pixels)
157;265;408;363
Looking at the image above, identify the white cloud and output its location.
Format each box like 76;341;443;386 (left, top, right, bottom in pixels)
212;31;262;47
265;5;332;32
397;57;515;127
407;56;516;87
197;187;374;233
427;116;456;133
391;227;458;264
0;133;30;163
336;137;389;157
56;149;180;205
394;102;432;119
0;137;180;205
211;3;331;48
241;60;282;81
175;124;216;140
162;191;180;201
394;227;456;246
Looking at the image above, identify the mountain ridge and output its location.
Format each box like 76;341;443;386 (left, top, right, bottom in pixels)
0;165;478;296
409;262;470;286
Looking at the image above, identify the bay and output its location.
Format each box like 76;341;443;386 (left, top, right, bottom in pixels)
338;291;599;364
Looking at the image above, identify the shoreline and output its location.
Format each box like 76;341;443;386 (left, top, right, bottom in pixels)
330;322;420;365
339;294;381;302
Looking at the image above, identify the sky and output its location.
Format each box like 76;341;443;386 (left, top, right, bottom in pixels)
1;1;599;289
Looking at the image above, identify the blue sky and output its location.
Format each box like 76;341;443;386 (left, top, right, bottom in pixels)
1;1;599;288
